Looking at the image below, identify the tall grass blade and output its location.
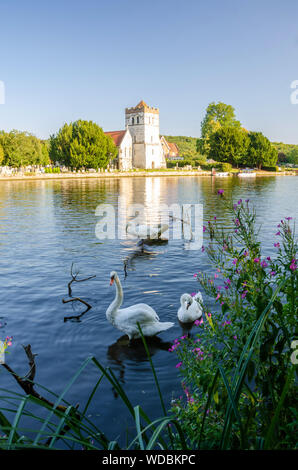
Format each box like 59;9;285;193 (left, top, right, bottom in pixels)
264;366;295;449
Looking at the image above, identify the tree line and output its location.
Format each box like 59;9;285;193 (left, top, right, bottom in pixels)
0;120;117;169
0;107;296;170
0;130;50;167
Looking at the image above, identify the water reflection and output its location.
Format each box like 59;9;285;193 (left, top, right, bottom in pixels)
107;334;172;389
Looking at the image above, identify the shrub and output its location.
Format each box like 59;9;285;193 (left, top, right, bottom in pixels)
262;166;279;172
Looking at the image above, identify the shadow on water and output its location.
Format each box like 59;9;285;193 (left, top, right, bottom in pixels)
107;334;172;393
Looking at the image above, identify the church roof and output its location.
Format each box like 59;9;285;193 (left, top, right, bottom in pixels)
104;130;126;147
135;100;148;108
168;142;179;155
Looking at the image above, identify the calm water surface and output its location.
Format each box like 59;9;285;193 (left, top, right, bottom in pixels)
0;175;297;444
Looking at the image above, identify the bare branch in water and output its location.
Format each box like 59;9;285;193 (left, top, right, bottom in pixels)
63;264;95;321
63;297;92;322
1;344;81;446
68;262;96;296
1;344;67;412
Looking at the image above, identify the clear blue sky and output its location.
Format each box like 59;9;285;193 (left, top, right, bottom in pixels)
0;0;298;143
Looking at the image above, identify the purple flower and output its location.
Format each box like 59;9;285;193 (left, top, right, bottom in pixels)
267;256;271;261
290;260;297;271
237;199;242;205
235;218;240;226
176;362;183;368
261;260;268;268
275;231;281;236
241;290;248;299
254;258;260;263
233;335;237;340
218;189;224;195
232;258;238;265
202;246;205;252
245;199;249;203
214;216;217;221
274;242;280;248
203;225;206;232
270;271;276;277
233;204;238;210
285;217;293;221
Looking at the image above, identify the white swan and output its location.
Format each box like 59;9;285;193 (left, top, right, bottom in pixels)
126;223;169;240
106;271;174;340
178;292;203;323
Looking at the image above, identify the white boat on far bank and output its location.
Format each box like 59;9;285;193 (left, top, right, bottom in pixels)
238;169;256;177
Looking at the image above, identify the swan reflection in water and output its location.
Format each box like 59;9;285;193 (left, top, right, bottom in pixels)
178;319;197;338
107;334;172;395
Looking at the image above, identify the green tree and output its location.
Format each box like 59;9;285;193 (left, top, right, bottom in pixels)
201;102;241;139
288;147;298;165
0;130;46;167
50;120;117;169
246;132;278;169
0;143;3;165
208;127;249;166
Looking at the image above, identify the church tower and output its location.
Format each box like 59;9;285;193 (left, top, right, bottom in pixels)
125;100;166;169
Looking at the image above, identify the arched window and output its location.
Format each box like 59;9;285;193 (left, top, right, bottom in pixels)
132;117;134;125
137;116;139;124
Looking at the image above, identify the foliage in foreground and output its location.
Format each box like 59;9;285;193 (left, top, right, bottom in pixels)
171;194;297;449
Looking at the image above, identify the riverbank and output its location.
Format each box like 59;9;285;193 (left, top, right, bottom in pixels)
0;169;296;181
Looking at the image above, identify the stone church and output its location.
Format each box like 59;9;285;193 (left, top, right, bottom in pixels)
105;100;167;170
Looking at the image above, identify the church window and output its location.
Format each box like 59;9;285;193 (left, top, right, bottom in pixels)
132;117;134;125
137;116;139;124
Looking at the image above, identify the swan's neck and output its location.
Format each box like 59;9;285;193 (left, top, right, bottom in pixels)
106;276;123;325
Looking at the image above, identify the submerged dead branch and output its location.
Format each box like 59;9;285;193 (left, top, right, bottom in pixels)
68;262;96;297
63;263;96;321
1;344;81;446
63;297;92;322
1;344;67;412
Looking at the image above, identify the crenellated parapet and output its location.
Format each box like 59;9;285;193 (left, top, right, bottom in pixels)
125;100;159;115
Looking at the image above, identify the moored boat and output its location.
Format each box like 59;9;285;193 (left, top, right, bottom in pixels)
238;169;256;177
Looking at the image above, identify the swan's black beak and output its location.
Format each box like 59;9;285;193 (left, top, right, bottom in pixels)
186;301;191;310
110;278;114;286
